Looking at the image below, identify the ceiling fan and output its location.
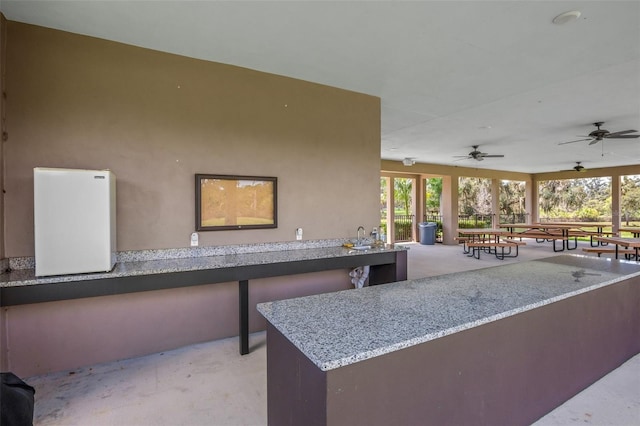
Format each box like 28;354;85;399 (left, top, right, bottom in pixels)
564;161;586;172
558;122;639;145
454;145;504;161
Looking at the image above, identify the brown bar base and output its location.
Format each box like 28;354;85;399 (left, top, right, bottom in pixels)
266;276;640;425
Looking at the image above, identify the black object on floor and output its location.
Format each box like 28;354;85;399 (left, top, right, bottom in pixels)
1;372;35;426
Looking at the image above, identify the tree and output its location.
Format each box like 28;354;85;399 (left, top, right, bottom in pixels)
538;177;612;220
458;177;491;215
425;177;442;212
621;175;640;223
539;180;562;215
500;180;525;216
394;178;413;216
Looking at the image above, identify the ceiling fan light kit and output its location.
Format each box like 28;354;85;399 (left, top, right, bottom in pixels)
454;145;505;162
573;162;585;172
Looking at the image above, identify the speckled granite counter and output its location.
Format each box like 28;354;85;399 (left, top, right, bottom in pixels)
1;242;407;358
1;244;405;289
259;255;640;425
258;255;639;371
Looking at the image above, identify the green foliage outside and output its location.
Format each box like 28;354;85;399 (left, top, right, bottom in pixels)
457;219;492;229
458;177;492;215
539;175;640;222
395;178;412;216
381;177;417;240
425;177;442;212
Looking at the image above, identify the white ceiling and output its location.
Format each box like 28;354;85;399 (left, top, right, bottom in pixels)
2;1;639;173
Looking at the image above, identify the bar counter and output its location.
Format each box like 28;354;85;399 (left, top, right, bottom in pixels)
0;240;407;374
0;246;407;306
258;255;640;425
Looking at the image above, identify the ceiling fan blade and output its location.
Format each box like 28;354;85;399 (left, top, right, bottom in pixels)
606;134;640;139
475;156;484;161
558;138;592;145
481;154;504;158
606;129;638;137
588;139;600;145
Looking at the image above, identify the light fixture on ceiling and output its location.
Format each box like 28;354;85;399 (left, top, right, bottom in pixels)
552;10;581;25
402;158;416;166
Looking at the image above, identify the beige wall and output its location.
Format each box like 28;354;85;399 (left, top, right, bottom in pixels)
381;160;532;181
382;160;640;182
3;21;381;257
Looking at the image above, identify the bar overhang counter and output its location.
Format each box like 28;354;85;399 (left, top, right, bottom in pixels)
1;243;407;376
258;255;640;426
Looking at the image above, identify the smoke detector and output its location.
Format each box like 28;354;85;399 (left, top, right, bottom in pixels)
553;11;581;25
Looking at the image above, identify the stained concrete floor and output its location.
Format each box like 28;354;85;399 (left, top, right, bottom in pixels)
26;241;639;425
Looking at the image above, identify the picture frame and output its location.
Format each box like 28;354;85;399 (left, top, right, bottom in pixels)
195;174;278;231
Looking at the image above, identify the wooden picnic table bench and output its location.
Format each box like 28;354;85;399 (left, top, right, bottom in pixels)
466;240;525;260
594;236;640;261
454;236;470;253
501;231;576;252
456;229;506;254
502;238;527;246
619;227;640;238
581;247;637;259
569;230;617;247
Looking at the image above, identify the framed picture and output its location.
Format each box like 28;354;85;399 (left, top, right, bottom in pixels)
195;174;277;231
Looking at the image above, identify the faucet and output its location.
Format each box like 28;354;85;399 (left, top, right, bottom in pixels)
357;226;365;246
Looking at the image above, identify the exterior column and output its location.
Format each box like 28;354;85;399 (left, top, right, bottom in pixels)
611;174;621;234
441;175;459;245
386;177;395;244
491;178;500;227
414;177;425;242
528;177;538;223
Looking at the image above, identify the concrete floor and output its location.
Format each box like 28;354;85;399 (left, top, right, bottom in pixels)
26;241;639;425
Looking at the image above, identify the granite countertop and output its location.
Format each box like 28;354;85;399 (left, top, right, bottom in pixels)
257;255;640;371
1;244;405;288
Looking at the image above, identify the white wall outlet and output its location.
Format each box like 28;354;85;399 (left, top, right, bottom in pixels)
190;232;199;247
296;228;303;240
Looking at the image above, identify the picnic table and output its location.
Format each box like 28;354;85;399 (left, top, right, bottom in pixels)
619;227;640;238
497;223;577;252
499;222;617;250
593;236;640;261
539;222;614;247
456;228;524;259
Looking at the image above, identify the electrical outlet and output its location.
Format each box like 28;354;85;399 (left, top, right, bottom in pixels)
190;232;199;247
296;228;303;241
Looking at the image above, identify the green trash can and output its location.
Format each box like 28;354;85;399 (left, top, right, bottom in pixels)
419;222;437;245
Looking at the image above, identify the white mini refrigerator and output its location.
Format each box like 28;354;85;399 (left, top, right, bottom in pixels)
34;167;117;277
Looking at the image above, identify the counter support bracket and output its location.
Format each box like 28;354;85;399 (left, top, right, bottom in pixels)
239;279;249;355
